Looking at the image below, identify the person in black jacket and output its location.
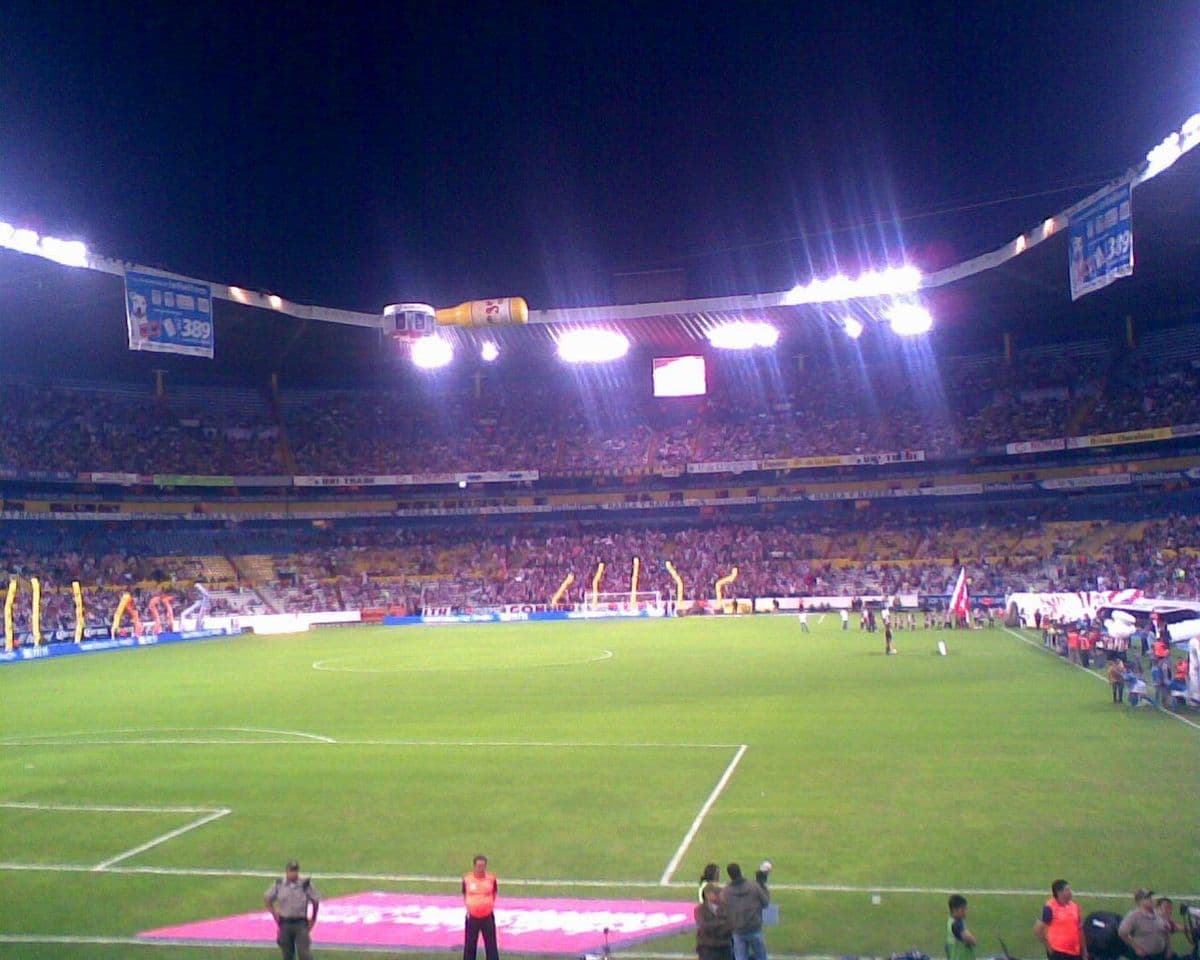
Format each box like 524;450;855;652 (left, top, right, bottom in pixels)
719;863;769;960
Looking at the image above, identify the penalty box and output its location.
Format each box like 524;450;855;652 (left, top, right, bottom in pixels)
0;801;230;870
0;738;743;878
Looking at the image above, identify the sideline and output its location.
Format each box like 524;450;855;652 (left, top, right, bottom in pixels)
1001;627;1200;733
0;860;1195;900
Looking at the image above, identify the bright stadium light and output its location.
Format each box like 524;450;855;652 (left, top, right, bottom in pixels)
884;302;933;336
1141;113;1200;182
781;265;921;306
556;328;629;363
839;316;864;339
410;335;454;369
0;221;88;267
480;341;500;362
707;321;779;350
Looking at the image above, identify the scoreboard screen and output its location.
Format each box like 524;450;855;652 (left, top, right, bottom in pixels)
652;355;707;397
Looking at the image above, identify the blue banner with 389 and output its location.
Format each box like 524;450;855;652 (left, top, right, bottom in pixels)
1068;180;1133;301
125;270;214;358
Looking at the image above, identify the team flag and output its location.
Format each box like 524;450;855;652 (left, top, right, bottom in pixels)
948;567;971;625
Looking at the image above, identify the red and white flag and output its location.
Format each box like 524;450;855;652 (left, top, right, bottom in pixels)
949;567;971;625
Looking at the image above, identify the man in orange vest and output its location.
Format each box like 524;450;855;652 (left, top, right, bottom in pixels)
462;854;499;960
1034;879;1088;960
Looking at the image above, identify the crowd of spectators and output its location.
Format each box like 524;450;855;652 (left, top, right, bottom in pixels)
0;334;1198;479
0;381;282;476
4;510;1196;641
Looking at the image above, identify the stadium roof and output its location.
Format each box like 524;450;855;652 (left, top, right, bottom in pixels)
1;146;1198;384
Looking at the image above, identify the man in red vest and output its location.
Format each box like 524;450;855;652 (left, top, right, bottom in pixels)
462;854;500;960
1034;879;1088;960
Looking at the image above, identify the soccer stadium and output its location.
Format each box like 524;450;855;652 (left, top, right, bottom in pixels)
3;9;1200;960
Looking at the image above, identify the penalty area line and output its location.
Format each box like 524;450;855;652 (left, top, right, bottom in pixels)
92;808;232;871
659;743;748;885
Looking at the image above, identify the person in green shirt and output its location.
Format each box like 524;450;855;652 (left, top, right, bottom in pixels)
947;894;978;960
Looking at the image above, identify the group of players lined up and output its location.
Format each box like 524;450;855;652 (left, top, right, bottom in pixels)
1037;615;1193;710
797;604;989;632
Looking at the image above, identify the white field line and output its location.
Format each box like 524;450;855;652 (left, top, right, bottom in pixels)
92;808;231;871
1;860;1197;901
313;648;615;673
226;726;335;742
0;937;832;958
659;743;748;885
1002;627;1200;733
0;735;739;748
0;726;334;744
0;801;223;814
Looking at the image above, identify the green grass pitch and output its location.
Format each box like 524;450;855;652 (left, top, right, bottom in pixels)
0;616;1197;960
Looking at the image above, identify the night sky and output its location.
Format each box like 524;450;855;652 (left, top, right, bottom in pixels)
1;1;1198;314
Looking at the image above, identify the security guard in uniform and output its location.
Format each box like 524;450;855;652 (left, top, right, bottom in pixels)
265;859;321;960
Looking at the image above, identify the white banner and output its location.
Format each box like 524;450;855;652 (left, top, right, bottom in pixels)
1039;474;1132;490
293;470;538;487
1006;438;1066;455
686;460;760;475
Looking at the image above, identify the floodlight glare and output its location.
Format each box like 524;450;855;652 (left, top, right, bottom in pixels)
707;321;779;350
556;328;629;363
0;221;88;268
782;265;921;306
840;316;864;339
480;341;500;362
410;335;454;369
884;302;933;336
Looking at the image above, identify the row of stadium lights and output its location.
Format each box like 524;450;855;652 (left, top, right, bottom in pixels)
414;304;934;370
413;266;931;368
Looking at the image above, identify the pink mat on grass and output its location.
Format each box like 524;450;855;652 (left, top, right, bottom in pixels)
140;891;696;953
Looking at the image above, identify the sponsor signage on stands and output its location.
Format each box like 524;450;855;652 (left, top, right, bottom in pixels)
293;471;538;487
1006;438;1066;455
1039;474;1133;490
1066;427;1173;449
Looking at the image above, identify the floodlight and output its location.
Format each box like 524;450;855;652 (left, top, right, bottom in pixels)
556;328;629;363
706;321;779;350
0;222;88;268
782;265;921;306
38;237;88;268
884;302;933;336
480;341;500;362
411;335;454;369
1144;132;1182;180
268;294;283;310
840;316;864;339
